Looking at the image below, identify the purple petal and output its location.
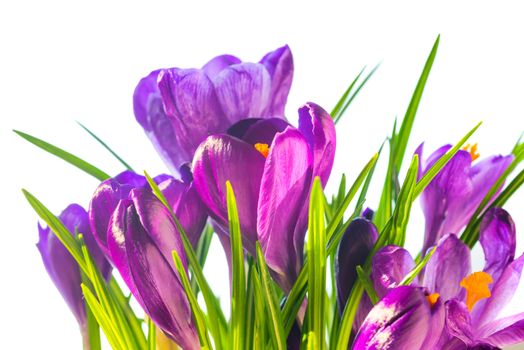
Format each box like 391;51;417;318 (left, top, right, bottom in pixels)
446;299;475;346
353;286;438;350
472;253;524;328
202;54;241;80
335;217;378;312
424;234;471;301
213;63;272;122
259;45;293;117
88;171;146;257
482;319;524;347
257;128;312;291
157;177;208;248
157;68;227;166
477;312;524;340
480;208;516;282
133;70;188;173
120;200;199;349
297;102;336;186
468;155;514;209
192;135;265;253
371;245;416;298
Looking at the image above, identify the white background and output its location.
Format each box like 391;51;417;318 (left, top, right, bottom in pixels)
1;1;523;349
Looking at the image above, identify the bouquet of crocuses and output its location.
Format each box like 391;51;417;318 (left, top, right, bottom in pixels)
18;37;524;350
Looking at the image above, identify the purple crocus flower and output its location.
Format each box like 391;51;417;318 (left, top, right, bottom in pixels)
192;102;336;291
369;208;524;349
352;286;445;350
133;45;293;174
416;143;513;253
335;213;378;331
107;187;199;349
37;204;112;349
89;170;206;258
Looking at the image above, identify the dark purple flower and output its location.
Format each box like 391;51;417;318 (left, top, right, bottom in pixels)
192;102;336;291
107;188;199;349
415;143;513;253
369;208;524;348
352;286;445;350
89;170;206;258
37;204;112;348
133;45;293;174
335;216;378;331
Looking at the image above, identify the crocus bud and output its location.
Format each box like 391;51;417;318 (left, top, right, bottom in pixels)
37;204;111;349
107;188;199;349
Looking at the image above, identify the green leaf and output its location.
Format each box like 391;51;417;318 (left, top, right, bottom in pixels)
226;181;247;350
400;247;437;285
307;177;327;350
82;274;102;350
255;243;286;350
244;260;256;349
14;130;110;181
335;280;364;350
356;266;379;304
393;35;440;171
331;66;366;118
251;271;267;350
147;318;157;350
144;171;226;349
172;250;212;349
281;153;378;334
333;64;381;124
77;121;134;171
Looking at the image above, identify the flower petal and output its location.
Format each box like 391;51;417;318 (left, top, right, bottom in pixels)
477;312;524;339
239;117;291;146
335;217;378;312
157;68;227;165
259;45;293;117
446;299;475;346
257;127;312;290
484;320;524;349
472;253;524;328
480;208;516;282
120;200;198;349
353;286;436;350
202;54;241;80
298;102;336;186
213;63;272;123
192;135;265;253
371;245;416;298
424;234;471;301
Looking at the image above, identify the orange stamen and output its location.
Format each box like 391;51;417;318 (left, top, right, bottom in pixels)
426;293;440;308
254;143;270;158
462;143;480;161
460;271;493;311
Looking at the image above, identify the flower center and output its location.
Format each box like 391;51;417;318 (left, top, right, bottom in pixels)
460;271;493;311
254;143;270;158
462;143;480;161
426;293;440;308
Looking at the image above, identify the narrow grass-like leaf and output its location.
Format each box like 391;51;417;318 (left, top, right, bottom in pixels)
375;121;398;229
82;274;102;350
172;250;212;349
81;284;125;350
14;130;110;181
144;171;226;349
255;243;286;350
356;266;378;304
147;318;157;350
77;121;134;171
335;280;364;350
226;181;247;350
244;260;255;349
192;224;214;294
307;177;326;350
331;67;366;118
281;153;378;334
252;271;266;350
393;35;439;170
333;63;381;124
400;247;436;285
383;155;418;246
414;121;482;198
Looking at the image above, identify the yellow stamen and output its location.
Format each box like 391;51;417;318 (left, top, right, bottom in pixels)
426;293;440;308
460;271;493;311
462;143;480;161
254;143;270;158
